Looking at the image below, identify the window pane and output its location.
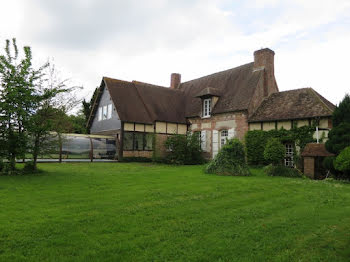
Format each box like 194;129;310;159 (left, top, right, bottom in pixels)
123;132;133;150
62;135;90;159
107;104;112;119
144;133;153;150
103;105;107;120
134;133;144;150
98;107;102;121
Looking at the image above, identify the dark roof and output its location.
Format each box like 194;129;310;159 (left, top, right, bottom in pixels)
132;81;186;123
88;77;187;125
301;143;335;157
180;63;263;117
195;87;222;98
249;88;335;122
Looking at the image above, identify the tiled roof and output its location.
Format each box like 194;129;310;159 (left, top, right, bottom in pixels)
301;143;335;157
180;63;263;117
248;88;335;122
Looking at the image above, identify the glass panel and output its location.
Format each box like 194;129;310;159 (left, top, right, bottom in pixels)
62;135;90;159
123;132;133;150
98;107;102;121
38;133;60;159
92;138;116;159
134;133;144;151
103;105;107;120
107;104;112;119
144;133;153;150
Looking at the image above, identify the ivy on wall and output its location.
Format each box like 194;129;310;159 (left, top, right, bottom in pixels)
245;125;316;166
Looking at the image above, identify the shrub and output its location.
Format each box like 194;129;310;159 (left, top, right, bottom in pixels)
164;133;205;165
0;159;3;172
206;139;250;176
245;126;314;165
334;146;350;179
121;157;152;163
1;162;20;175
264;138;285;166
263;164;302;178
325;122;350;155
23;161;37;173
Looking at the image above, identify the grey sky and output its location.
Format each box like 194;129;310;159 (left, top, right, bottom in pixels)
1;0;349;110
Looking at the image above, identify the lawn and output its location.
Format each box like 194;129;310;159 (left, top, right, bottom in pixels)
0;163;349;261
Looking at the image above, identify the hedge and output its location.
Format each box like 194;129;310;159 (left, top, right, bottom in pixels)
245;126;315;166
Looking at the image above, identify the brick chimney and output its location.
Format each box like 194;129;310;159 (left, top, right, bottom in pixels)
170;73;181;89
253;48;278;97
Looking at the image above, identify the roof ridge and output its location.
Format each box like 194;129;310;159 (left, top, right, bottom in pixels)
179;62;254;87
103;76;132;84
307;88;333;114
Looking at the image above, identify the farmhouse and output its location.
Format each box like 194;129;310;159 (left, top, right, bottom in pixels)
87;48;335;160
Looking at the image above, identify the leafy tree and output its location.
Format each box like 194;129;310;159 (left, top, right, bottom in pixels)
334;146;350;178
264;138;285;166
0;38;48;171
164;132;204;164
332;94;350;127
326;94;350;155
68;114;88;134
82;87;98;132
206;139;250;176
27;63;82;170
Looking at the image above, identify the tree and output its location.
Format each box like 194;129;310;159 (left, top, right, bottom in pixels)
82;87;98;132
334;146;350;178
0;38;48;171
326;94;350;155
27;62;82;170
264;138;285;166
332;94;350;127
206;138;250;176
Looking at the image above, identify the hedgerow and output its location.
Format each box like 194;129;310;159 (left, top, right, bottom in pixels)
245;126;315;166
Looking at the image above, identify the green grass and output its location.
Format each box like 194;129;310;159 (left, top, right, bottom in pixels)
0;163;349;261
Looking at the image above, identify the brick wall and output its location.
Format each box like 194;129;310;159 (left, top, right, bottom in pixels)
304;157;315;179
123;151;153;158
189;112;249;159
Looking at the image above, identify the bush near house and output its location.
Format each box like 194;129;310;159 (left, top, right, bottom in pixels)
324;94;350;179
164;133;205;165
245;126;315;166
263;138;302;178
206;138;250;176
263;164;302;178
263;138;286;166
334;146;350;179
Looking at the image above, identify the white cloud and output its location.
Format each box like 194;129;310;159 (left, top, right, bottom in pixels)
0;0;349;107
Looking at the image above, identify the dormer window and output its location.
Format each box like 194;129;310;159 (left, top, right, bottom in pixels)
203;98;211;118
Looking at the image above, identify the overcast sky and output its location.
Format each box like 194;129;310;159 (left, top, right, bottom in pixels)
1;0;349;110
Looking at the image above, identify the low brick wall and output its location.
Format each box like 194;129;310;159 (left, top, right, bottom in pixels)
123;151;153;158
304;157;315;179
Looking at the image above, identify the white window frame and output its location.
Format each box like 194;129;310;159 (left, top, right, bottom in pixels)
284;143;294;167
107;104;113;119
220;130;228;148
203;98;211;118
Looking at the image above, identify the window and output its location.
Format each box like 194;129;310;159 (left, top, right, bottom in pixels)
203;98;211;117
201;130;207;151
98;107;102;121
107;104;112;119
98;104;113;121
284;143;294;167
102;105;108;120
220;130;228;147
123;132;153;151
